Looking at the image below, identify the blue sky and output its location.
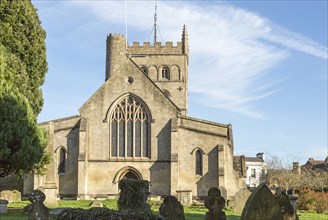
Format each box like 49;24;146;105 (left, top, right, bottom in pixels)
32;1;327;165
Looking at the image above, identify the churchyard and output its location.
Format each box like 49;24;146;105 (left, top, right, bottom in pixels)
0;179;327;220
1;199;327;220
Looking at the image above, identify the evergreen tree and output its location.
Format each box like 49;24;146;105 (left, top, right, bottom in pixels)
0;0;49;177
0;0;47;115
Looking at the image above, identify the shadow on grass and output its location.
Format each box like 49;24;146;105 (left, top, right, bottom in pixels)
0;208;26;220
184;212;240;220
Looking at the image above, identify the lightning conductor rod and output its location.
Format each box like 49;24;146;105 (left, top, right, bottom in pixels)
154;2;157;43
125;0;128;50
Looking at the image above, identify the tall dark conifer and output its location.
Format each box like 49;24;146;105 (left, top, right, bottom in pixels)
0;0;49;177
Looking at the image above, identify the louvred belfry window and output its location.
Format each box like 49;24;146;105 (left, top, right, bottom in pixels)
110;96;151;158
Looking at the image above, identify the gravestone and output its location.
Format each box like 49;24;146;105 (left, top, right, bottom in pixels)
176;190;192;206
12;190;21;202
219;186;227;206
28;189;49;220
118;179;151;214
0;190;21;203
204;187;226;220
90;201;103;207
240;183;283;220
0;190;13;202
288;194;299;220
0;199;9;213
233;187;251;214
277;192;297;220
159;196;185;220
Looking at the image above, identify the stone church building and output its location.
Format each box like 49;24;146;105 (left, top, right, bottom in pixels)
24;26;245;201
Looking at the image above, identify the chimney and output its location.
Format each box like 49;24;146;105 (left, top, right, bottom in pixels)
292;162;301;174
256;152;265;161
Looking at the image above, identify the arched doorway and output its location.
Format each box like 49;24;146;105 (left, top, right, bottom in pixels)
113;166;143;183
122;171;139;180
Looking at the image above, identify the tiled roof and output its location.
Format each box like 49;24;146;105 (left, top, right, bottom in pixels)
245;157;263;162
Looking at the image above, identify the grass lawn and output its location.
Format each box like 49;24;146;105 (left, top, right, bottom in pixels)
1;200;327;220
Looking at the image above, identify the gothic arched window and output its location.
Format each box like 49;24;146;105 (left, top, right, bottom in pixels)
58;148;66;174
161;66;170;80
195;149;203;175
110;96;151;158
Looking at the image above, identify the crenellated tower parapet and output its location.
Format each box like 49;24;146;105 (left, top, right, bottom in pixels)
127;41;185;55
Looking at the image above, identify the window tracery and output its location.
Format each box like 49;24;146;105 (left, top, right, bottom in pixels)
110;96;151;158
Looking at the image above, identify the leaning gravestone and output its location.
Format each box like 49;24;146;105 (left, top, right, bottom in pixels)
241;183;283;220
204;187;227;220
28;189;49;220
233;187;252;214
159;196;185;220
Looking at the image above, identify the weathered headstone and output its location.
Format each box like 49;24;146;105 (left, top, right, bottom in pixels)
277;192;297;220
12;190;21;202
0;190;21;203
204;187;227;220
28;189;49;220
118;179;151;214
159;196;185;220
233;187;252;214
0;190;13;202
0;199;9;213
176;190;192;206
240;183;283;220
219;186;227;206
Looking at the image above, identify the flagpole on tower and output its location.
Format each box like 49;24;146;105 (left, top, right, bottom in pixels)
125;0;128;50
154;2;157;43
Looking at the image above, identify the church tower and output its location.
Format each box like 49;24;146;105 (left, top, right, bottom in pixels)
105;27;189;116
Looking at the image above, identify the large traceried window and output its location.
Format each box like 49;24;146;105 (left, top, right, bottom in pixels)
110;96;151;158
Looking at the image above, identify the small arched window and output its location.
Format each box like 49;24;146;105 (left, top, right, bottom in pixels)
195;150;203;175
161;66;170;80
140;66;148;75
58;148;66;174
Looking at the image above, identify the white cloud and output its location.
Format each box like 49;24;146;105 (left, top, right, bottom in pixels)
64;1;327;118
